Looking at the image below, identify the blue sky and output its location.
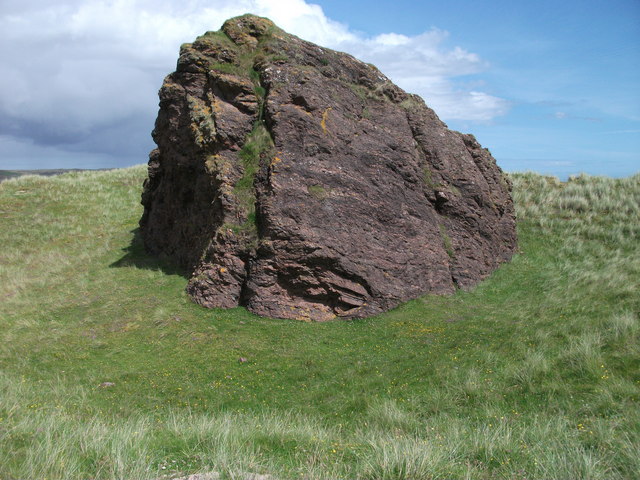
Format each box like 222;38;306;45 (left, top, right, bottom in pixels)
1;0;638;177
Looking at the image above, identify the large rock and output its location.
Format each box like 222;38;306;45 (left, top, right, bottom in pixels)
140;14;517;321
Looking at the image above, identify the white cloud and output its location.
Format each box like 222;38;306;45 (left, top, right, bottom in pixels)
373;33;411;46
0;0;509;168
600;129;640;134
341;30;509;121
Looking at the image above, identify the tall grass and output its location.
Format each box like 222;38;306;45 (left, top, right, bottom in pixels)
0;169;638;479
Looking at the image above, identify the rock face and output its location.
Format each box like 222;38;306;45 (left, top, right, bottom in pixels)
140;14;517;321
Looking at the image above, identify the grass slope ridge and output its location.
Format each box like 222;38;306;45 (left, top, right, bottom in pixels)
0;168;110;183
0;167;638;479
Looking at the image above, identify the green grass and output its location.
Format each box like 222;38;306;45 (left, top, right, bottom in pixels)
0;168;638;479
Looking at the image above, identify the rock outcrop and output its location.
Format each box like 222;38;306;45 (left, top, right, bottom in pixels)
140;14;517;321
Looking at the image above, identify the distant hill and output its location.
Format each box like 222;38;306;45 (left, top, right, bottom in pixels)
0;169;109;182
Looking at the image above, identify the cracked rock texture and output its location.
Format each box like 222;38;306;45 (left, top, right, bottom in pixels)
140;14;517;321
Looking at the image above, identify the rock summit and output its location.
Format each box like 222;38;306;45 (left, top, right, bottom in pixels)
140;14;517;321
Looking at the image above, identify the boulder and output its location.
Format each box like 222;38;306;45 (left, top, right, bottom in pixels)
140;14;517;321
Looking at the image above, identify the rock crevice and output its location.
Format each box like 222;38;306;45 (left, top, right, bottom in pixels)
140;14;517;321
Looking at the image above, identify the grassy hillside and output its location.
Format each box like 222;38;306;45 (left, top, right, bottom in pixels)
0;167;638;479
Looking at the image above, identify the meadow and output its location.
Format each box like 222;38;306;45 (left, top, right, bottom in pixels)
0;167;638;479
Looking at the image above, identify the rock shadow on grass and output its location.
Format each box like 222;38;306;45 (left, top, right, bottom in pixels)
110;228;190;278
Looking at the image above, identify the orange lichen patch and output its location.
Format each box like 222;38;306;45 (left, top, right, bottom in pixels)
212;97;223;114
321;107;332;133
269;156;283;176
291;103;313;116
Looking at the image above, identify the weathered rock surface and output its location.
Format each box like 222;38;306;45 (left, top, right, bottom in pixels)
140;14;517;321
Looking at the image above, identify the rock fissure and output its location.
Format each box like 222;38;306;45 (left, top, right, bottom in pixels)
140;14;517;321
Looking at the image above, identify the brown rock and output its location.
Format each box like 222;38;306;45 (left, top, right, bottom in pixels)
140;14;517;321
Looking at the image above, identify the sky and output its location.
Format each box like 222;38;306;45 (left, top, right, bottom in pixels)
1;0;638;178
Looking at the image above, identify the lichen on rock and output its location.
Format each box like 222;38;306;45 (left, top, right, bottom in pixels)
140;14;517;321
